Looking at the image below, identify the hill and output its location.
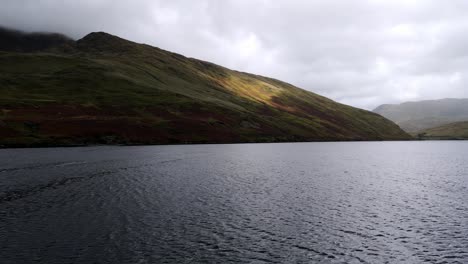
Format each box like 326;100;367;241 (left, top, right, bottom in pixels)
373;98;468;133
0;26;75;52
417;121;468;140
0;28;410;147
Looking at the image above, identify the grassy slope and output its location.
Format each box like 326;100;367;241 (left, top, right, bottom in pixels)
0;32;410;146
416;121;468;139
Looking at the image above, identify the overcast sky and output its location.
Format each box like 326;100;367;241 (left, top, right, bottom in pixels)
2;0;468;109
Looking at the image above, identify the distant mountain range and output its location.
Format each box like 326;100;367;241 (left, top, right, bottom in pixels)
373;98;468;134
0;27;409;147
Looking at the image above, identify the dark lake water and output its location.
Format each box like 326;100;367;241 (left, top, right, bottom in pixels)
1;142;468;263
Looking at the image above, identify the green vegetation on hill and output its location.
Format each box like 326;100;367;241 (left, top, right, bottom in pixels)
416;121;468;140
0;28;410;147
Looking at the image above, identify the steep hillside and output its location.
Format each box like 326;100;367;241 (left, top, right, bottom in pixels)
416;121;468;140
374;98;468;133
0;28;410;147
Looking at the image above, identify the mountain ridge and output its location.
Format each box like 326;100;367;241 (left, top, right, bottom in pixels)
0;27;410;147
0;26;75;53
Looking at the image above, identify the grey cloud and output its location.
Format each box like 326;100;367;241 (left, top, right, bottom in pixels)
2;0;468;109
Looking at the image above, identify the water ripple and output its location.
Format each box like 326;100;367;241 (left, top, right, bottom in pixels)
1;142;468;263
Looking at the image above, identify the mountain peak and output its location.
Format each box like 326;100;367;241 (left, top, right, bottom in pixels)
77;31;138;53
80;31;119;41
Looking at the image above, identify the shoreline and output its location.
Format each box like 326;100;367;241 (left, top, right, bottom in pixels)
9;138;467;150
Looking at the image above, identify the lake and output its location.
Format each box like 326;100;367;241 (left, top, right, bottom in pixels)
1;142;467;263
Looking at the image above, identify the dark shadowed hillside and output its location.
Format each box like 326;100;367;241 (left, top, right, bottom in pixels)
0;28;410;147
374;98;468;133
0;27;75;52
